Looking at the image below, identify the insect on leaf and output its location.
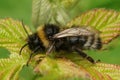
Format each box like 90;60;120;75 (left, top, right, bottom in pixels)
67;9;120;44
0;18;120;80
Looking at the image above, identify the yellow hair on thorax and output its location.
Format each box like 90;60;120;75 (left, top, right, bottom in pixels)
37;26;49;48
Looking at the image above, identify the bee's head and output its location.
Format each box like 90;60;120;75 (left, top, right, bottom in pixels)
19;21;45;55
27;33;43;51
27;33;41;51
44;24;60;39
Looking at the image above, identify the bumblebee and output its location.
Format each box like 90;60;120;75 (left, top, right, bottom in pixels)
20;22;102;65
51;26;102;63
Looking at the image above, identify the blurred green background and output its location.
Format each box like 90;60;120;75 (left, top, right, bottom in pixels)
0;0;120;80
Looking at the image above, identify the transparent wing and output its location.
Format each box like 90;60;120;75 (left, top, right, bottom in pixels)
53;27;94;38
66;9;120;44
32;0;71;28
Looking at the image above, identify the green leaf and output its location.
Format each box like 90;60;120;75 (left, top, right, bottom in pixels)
0;18;30;79
0;18;31;54
67;8;120;44
93;63;120;80
60;0;80;9
32;0;71;27
0;54;26;80
33;55;120;80
34;56;91;80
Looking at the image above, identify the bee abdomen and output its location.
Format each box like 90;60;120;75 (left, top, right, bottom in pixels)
82;35;102;50
83;36;94;49
91;37;102;49
67;36;87;47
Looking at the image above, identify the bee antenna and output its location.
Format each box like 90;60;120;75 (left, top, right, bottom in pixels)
19;43;28;55
21;20;30;37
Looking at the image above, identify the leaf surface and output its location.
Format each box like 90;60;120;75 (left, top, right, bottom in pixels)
0;18;31;54
0;54;26;80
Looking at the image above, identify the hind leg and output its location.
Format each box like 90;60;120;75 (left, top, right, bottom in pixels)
72;46;95;63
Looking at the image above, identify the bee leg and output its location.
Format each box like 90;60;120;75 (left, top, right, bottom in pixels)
72;47;95;63
19;43;28;55
26;53;34;66
26;46;41;66
46;42;55;55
